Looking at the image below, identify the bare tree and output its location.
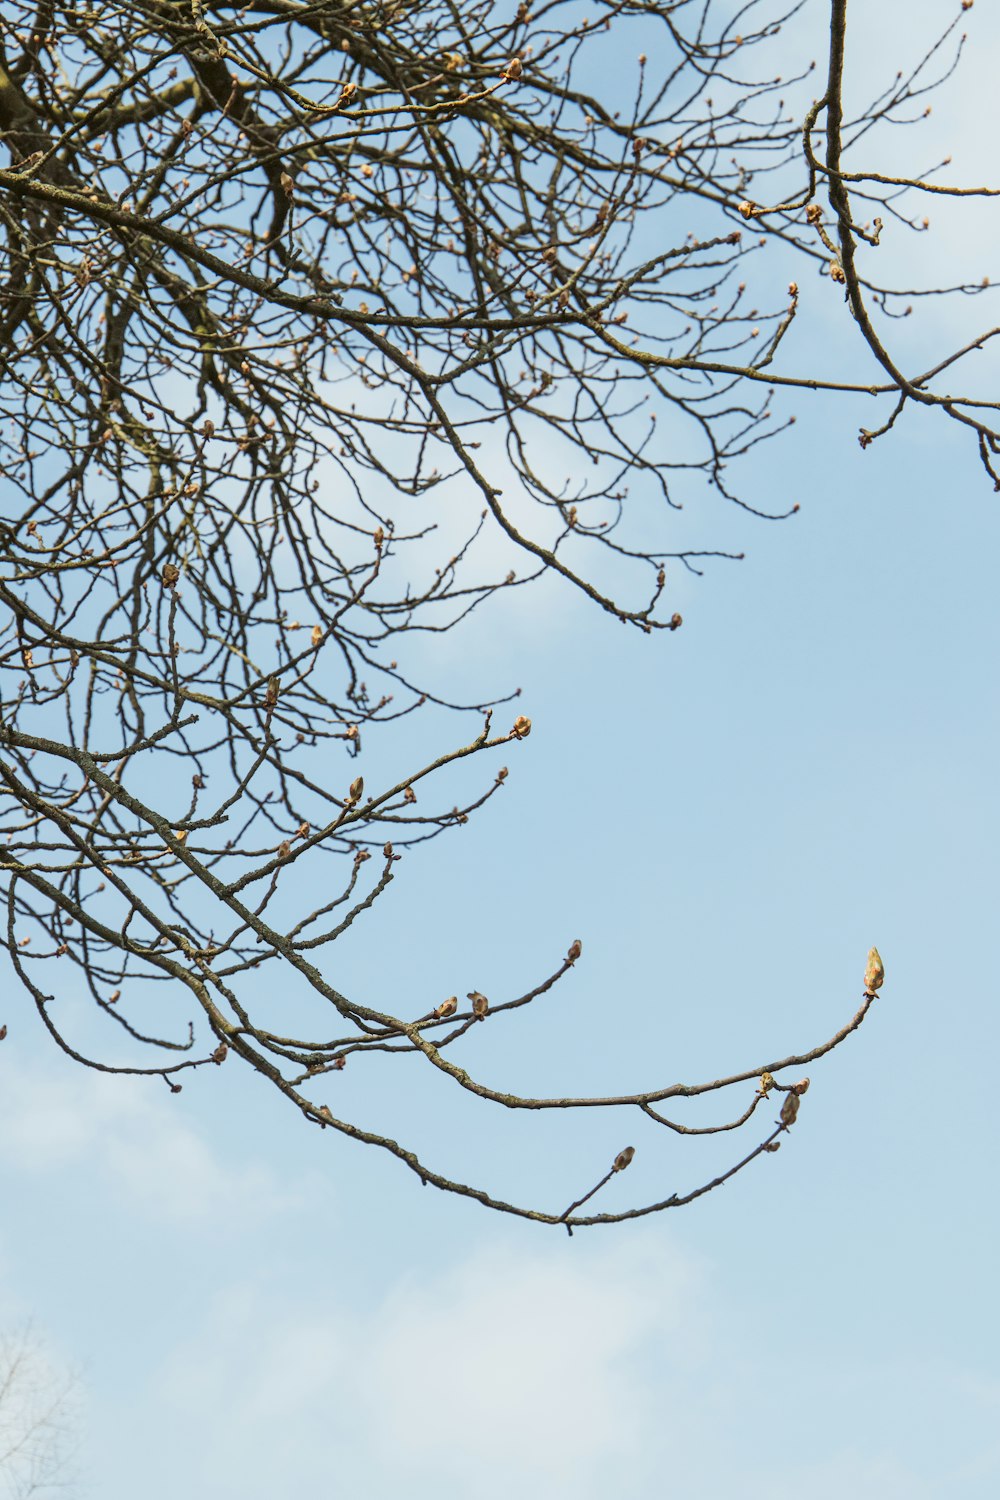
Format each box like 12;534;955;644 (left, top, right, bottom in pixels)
0;1329;79;1499
0;0;993;1226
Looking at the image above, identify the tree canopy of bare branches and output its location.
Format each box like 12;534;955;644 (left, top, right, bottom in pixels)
0;0;994;1227
0;1329;78;1499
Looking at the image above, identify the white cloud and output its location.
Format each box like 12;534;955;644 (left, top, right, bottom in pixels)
0;1063;304;1228
143;1234;704;1500
356;1237;700;1496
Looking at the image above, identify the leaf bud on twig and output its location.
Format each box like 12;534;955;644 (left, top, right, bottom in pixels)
864;946;884;994
613;1146;635;1172
435;996;459;1019
779;1091;800;1128
566;938;582;964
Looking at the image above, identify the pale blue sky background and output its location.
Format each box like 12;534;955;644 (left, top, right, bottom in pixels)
2;2;999;1495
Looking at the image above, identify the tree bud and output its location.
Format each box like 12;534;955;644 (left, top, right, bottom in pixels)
864;946;884;994
779;1092;800;1127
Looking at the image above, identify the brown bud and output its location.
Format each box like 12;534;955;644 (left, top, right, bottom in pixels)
278;840;291;859
435;996;459;1019
806;203;822;224
468;991;489;1019
0;1024;6;1041
613;1146;635;1172
162;562;180;589
373;526;384;549
864;946;884;994
737;200;758;219
764;1140;781;1152
792;1077;810;1096
403;785;417;803
383;841;394;859
566;938;582;964
192;773;205;790
265;676;279;707
503;56;523;80
348;775;364;803
779;1092;800;1127
669;613;683;630
211;1042;229;1065
829;260;846;284
757;1071;774;1096
332;1055;346;1070
311;625;323;647
512;715;532;738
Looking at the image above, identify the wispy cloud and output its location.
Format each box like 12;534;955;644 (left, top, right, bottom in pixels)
1;1063;306;1229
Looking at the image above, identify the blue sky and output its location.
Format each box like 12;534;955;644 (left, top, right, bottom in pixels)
2;1;999;1495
